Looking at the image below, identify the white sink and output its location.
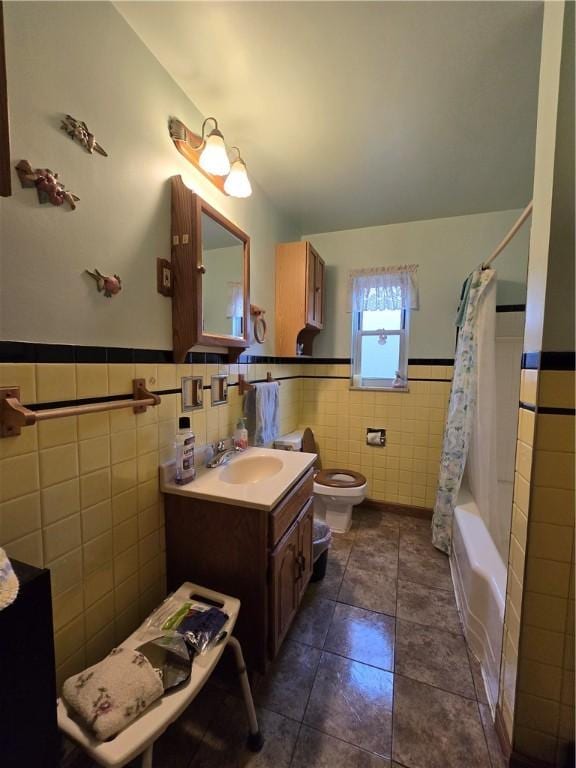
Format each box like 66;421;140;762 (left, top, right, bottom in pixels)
220;455;284;485
160;447;317;510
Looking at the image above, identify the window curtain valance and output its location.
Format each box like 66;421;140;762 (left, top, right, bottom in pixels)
349;264;419;313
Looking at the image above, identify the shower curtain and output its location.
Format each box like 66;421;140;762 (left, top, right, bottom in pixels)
432;268;496;554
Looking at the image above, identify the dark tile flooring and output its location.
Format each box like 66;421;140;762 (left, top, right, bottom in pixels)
63;508;507;768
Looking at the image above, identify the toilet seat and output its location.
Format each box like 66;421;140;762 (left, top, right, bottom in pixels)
315;469;366;488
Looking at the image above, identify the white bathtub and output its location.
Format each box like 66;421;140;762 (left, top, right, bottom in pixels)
450;482;509;712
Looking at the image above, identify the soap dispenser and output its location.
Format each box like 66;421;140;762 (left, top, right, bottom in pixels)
234;418;248;450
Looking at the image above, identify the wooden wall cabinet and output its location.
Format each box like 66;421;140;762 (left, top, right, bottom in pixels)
275;241;325;356
164;469;314;672
171;175;250;363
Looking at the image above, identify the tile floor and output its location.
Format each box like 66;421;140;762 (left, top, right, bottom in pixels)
63;508;508;768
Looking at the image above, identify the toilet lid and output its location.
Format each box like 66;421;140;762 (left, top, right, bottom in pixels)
315;469;366;488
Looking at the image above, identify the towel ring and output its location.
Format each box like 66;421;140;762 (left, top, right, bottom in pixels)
250;304;267;344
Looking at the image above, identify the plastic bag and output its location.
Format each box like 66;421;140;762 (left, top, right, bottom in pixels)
141;593;228;655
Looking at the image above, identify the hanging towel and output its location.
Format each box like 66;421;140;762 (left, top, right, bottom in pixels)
455;273;473;328
61;646;163;741
243;381;279;446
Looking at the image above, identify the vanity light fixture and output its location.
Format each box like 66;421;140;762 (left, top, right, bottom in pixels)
224;147;252;199
169;116;252;198
196;117;231;176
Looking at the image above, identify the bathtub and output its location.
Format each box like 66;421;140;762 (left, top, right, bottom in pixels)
450;482;509;712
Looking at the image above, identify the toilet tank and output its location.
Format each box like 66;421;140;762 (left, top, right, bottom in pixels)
274;430;303;451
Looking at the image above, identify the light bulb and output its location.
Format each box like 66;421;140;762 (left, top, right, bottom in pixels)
199;131;230;176
224;158;252;198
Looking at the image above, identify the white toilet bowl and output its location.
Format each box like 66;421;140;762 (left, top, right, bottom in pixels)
274;431;368;533
313;471;367;533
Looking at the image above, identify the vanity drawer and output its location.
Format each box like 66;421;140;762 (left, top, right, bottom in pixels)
269;468;313;547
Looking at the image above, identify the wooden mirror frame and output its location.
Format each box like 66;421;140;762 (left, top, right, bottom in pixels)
0;2;11;198
171;175;250;363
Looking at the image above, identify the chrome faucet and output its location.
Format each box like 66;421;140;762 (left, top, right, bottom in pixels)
206;441;243;468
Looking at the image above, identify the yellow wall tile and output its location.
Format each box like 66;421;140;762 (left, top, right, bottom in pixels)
110;429;136;464
113;516;138;556
535;414;575;453
520;369;538;406
80;468;111;508
46;548;82;598
114;544;138;585
85;591;115;637
76;364;108;398
41;478;80;526
532;450;575;490
111;459;137;496
81;499;112;543
531;485;575;527
79;435;110;475
36;364;76;403
84;562;114;608
39;444;78;488
0;363;36;403
521;625;566;667
539;371;575;410
54;615;85;668
3;530;43;568
525;557;571;598
0;492;41;544
78;412;110;440
43;514;81;562
112;488;138;526
0;453;40;501
38;416;77;449
0;422;37;460
83;530;113;575
108;364;135;395
528;522;573;563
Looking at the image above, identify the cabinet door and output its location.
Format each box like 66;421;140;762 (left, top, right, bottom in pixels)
269;518;300;657
305;243;316;327
297;498;314;600
314;255;325;329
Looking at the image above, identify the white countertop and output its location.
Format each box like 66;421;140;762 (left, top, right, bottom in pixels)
160;447;317;511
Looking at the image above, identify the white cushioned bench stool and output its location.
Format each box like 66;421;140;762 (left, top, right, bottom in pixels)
57;582;263;768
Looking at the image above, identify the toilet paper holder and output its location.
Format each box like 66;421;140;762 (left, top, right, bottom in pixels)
366;428;386;446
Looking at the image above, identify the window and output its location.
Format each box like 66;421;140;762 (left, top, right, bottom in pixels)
349;265;418;389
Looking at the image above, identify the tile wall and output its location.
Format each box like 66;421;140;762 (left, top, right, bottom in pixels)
300;363;453;508
0;358;302;688
514;368;575;767
0;355;451;688
498;364;575;768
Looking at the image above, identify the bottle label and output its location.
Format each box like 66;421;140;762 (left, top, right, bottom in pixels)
182;436;194;471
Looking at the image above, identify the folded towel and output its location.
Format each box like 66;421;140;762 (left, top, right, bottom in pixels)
243;381;279;446
61;646;163;741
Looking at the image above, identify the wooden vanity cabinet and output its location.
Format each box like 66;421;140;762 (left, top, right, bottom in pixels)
164;469;314;673
275;241;325;356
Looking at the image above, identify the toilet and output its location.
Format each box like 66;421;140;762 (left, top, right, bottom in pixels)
274;429;367;533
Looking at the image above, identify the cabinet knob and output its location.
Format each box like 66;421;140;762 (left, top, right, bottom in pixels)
197;264;206;274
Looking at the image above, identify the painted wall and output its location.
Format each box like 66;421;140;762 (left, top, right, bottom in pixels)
305;209;530;359
0;1;298;354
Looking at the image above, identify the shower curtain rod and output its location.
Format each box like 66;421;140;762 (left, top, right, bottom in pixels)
482;200;533;269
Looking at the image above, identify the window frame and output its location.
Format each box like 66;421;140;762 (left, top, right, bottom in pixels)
351;308;410;389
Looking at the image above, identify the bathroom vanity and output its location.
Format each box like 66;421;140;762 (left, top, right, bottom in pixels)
161;448;316;672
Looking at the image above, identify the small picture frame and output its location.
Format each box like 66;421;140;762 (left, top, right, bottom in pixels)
181;376;203;411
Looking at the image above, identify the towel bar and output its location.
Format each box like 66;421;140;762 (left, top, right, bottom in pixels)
0;379;161;438
237;372;281;396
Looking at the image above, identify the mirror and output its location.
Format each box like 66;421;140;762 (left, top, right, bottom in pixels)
170;177;250;364
201;212;245;338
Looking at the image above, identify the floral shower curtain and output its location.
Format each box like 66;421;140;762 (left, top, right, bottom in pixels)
432;268;496;554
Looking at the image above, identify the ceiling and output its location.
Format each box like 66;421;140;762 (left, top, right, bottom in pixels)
116;1;543;234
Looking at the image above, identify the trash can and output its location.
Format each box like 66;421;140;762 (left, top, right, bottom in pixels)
311;521;332;582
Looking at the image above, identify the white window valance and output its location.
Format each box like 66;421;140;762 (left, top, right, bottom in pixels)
349;264;419;312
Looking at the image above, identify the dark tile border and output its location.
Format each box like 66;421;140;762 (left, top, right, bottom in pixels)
496;304;526;313
519;401;536;412
0;341;454;367
522;351;575;371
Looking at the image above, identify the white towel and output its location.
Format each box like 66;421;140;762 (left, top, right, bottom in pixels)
244;381;279;446
61;646;163;741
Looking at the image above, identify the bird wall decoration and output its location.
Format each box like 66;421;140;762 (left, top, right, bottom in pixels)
61;114;108;156
85;269;122;298
15;160;80;210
